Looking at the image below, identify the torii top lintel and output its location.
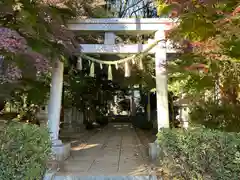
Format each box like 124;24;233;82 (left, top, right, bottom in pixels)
68;18;175;34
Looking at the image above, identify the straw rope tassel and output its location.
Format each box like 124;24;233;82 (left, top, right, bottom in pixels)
89;62;95;77
132;59;135;64
77;57;82;70
125;61;130;77
115;63;118;70
139;59;144;70
108;65;113;80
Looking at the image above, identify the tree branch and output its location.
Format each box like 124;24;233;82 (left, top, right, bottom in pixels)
129;1;151;17
120;0;144;17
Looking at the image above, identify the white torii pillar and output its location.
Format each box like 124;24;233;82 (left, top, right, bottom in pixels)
47;60;70;160
155;30;169;130
48;60;63;145
149;30;169;160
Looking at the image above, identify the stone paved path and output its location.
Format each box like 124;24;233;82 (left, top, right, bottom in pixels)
58;123;152;176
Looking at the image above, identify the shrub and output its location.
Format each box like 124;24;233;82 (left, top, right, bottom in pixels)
0;122;51;180
190;101;240;132
157;128;240;180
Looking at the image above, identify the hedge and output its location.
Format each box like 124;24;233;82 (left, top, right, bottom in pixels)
157;128;240;180
0;122;51;180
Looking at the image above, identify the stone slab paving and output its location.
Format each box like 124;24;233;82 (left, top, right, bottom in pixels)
57;123;153;176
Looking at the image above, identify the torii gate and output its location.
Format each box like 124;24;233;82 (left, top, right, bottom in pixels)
47;18;176;160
